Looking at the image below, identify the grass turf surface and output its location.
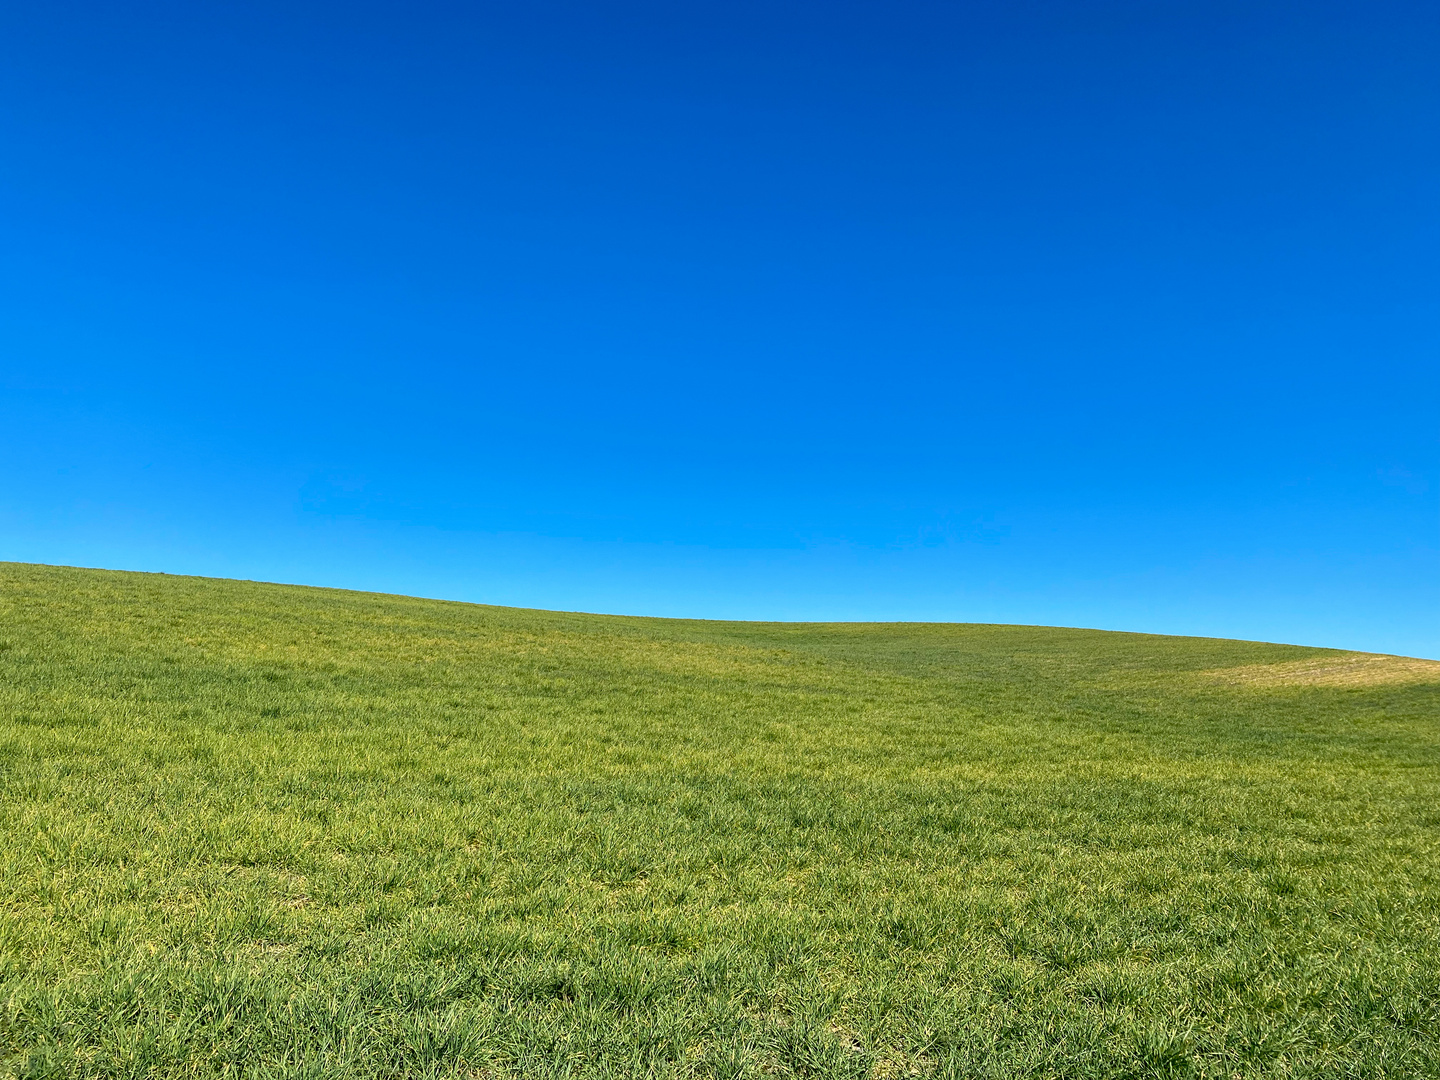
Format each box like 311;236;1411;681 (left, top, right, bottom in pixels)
1;562;1437;1078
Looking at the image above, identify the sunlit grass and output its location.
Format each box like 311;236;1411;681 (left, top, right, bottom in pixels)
1;562;1437;1077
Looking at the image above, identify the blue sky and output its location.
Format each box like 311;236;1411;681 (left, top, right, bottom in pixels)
2;0;1436;657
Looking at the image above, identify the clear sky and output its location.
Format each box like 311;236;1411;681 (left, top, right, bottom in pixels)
2;0;1436;657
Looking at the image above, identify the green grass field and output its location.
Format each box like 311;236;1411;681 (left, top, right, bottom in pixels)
1;562;1437;1078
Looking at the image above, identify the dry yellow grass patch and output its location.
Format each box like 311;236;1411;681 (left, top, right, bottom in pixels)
1208;652;1440;688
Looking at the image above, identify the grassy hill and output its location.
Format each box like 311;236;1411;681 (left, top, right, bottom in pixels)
1;562;1437;1078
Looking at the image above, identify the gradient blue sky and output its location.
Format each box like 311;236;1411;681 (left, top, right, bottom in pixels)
2;0;1436;656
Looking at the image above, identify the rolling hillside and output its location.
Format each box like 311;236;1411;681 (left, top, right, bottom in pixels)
1;562;1437;1078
